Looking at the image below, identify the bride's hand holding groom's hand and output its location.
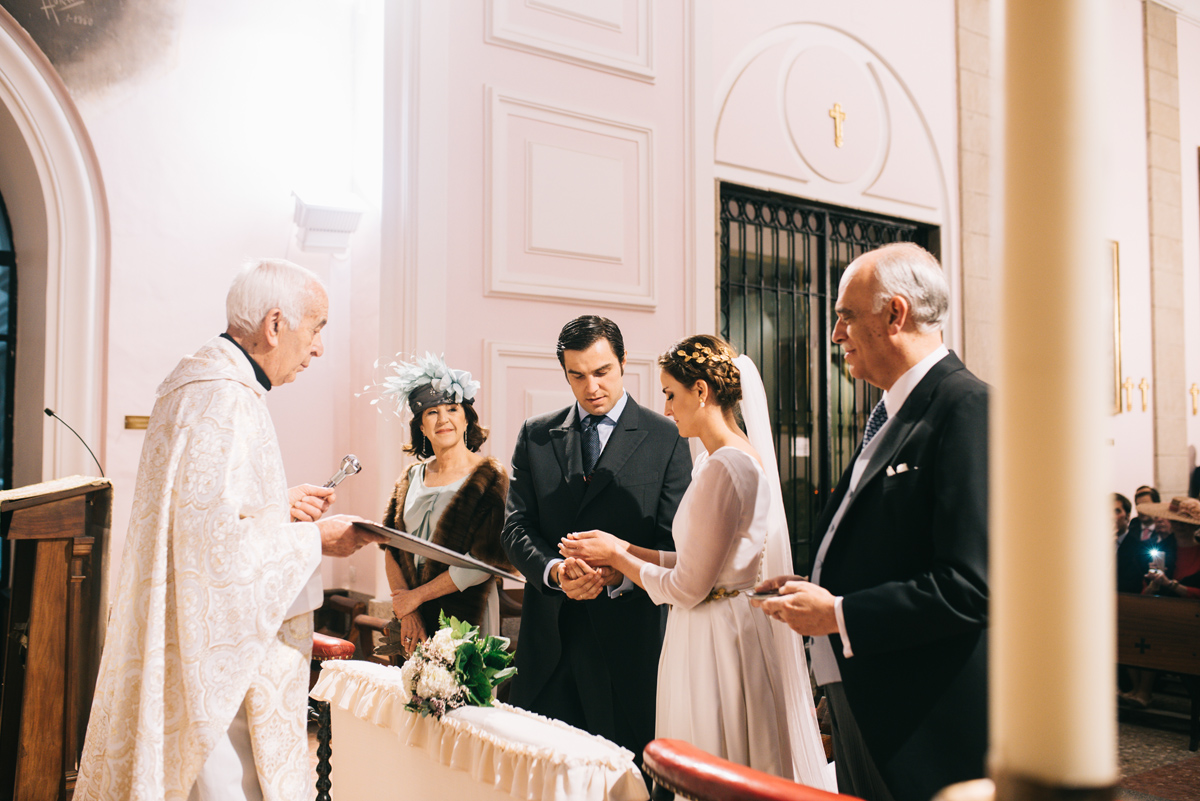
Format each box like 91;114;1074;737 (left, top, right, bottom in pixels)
558;529;625;565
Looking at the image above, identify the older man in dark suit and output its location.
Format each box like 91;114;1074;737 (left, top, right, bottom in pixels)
755;243;989;801
502;316;692;763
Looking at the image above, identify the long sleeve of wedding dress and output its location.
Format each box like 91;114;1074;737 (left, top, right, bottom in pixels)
639;452;759;610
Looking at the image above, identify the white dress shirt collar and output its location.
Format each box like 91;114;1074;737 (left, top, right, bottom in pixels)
576;390;629;426
883;344;950;419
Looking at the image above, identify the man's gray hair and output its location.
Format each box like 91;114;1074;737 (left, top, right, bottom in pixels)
869;242;949;332
226;258;325;335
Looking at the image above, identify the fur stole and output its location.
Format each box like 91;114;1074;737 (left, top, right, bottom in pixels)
383;456;511;629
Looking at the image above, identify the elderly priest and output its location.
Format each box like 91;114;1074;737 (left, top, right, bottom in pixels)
76;259;384;801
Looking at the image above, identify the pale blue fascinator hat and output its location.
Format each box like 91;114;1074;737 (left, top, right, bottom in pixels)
377;352;480;416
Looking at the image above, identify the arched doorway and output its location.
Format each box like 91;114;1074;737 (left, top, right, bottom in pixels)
0;9;109;486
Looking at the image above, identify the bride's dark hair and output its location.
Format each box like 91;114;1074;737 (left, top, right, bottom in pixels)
658;334;743;411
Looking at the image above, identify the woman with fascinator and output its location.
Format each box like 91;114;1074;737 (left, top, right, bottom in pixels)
379;354;513;658
559;335;834;789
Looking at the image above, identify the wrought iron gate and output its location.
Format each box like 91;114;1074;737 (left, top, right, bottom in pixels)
719;185;938;567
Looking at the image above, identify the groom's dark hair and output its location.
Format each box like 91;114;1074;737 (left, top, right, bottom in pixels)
556;316;626;370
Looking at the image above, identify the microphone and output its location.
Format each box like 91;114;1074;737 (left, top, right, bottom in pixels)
44;408;105;478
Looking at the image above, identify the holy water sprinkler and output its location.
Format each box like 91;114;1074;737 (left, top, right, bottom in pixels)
324;454;363;488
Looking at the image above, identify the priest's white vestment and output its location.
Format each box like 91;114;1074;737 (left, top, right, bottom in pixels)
76;337;321;801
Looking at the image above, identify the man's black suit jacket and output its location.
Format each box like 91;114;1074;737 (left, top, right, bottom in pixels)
812;352;989;801
502;397;691;757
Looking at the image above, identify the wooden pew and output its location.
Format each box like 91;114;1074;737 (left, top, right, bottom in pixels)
1116;593;1200;750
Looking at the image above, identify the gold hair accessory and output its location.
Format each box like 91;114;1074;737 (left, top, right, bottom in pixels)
676;344;731;366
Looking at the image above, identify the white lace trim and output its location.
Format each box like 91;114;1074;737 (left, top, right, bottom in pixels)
311;660;649;801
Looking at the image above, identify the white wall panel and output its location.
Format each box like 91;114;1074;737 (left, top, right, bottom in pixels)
486;89;655;308
527;143;625;261
486;0;654;81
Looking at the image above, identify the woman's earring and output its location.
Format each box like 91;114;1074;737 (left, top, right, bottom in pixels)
700;399;706;409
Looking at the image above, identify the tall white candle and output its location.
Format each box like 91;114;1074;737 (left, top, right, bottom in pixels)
992;0;1116;790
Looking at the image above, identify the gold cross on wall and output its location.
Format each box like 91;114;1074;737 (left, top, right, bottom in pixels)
829;103;846;148
1122;377;1134;412
1139;377;1150;412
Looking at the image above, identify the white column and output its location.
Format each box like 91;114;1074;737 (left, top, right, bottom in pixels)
991;0;1115;795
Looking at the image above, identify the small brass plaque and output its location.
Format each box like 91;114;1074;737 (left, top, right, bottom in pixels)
124;415;150;430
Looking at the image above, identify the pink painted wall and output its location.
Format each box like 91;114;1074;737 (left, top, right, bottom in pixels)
1105;0;1159;498
386;0;690;473
73;0;384;591
1179;16;1200;489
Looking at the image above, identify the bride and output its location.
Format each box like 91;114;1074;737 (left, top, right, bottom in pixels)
559;334;835;789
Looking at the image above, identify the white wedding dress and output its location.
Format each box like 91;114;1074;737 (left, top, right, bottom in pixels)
638;357;836;791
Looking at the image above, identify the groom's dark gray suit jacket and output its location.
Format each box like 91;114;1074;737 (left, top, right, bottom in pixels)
502;396;691;759
813;352;989;801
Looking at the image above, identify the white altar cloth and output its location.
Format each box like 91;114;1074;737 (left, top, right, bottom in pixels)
311;661;649;801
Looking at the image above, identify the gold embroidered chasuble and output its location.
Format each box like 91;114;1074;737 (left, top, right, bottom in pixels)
76;336;320;800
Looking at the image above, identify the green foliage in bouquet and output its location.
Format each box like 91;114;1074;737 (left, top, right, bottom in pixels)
392;611;516;719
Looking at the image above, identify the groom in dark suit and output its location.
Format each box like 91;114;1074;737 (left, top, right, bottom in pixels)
502;316;692;761
755;243;989;801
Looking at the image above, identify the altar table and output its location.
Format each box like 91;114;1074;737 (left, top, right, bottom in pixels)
310;661;649;801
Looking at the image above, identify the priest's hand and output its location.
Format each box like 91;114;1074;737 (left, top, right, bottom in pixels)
316;516;384;557
289;484;336;522
750;578;838;637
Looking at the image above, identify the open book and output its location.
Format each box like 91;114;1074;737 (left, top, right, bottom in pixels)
355;521;526;583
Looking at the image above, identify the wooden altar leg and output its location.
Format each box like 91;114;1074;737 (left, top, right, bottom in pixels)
312;699;332;801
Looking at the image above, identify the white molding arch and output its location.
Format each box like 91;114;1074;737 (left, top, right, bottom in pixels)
713;22;960;351
0;9;109;485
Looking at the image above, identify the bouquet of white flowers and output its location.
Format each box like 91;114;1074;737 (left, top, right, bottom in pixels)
395;612;516;718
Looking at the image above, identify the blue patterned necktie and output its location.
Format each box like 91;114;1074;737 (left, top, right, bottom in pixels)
581;414;604;477
861;398;888;449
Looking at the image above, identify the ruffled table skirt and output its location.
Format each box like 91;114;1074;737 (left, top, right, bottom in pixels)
310;660;649;801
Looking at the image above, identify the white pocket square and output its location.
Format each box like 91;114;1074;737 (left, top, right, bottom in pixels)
887;463;913;477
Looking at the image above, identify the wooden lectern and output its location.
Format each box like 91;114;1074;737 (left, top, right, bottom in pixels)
0;476;110;801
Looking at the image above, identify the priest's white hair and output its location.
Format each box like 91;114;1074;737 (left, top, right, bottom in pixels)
226;258;325;335
863;242;949;333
